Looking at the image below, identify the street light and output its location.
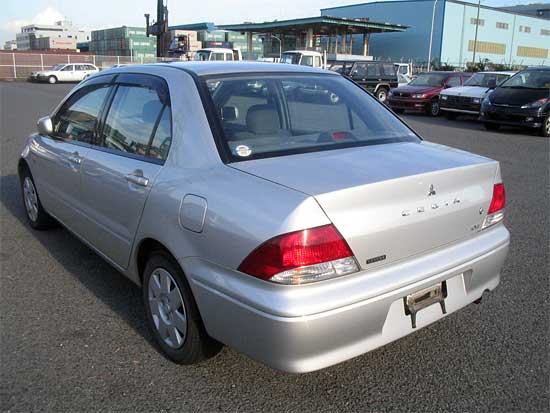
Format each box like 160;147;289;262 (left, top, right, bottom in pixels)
271;34;282;59
427;0;438;72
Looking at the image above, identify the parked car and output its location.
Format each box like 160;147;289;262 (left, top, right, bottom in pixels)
28;63;99;84
480;67;550;137
440;71;515;119
347;61;399;102
19;62;509;373
388;71;471;116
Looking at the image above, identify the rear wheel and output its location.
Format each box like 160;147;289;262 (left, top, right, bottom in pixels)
143;251;222;364
484;122;500;131
541;115;550;138
428;100;440;117
48;76;57;84
376;87;389;103
19;168;55;230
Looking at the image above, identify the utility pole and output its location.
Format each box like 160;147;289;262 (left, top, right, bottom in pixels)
427;0;438;72
472;0;481;64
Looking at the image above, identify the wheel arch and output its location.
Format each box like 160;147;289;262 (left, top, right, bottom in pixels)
135;237;180;286
374;83;390;92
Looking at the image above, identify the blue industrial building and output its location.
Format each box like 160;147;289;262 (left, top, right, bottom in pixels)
321;0;550;67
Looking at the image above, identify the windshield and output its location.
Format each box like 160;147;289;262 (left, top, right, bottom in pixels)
409;73;448;87
281;53;301;65
205;74;419;161
500;70;550;89
194;51;212;61
465;73;510;87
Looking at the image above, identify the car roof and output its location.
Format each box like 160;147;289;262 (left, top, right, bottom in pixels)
525;66;550;71
160;61;335;76
476;71;516;75
198;48;234;52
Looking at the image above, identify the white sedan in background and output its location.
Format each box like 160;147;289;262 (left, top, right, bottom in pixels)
29;63;99;84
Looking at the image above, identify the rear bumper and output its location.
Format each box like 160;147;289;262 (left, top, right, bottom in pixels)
181;225;510;373
388;98;429;112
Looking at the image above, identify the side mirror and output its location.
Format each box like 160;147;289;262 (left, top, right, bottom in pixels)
37;116;53;135
487;79;497;89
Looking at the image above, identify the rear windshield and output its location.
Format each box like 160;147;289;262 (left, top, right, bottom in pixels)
204;74;419;162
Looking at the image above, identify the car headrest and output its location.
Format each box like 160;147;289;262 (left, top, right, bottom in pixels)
246;104;280;135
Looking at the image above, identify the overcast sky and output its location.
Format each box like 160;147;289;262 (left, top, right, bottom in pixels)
1;0;547;44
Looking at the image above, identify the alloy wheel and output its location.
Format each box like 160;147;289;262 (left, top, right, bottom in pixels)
545;117;550;137
148;268;187;349
431;101;440;116
23;177;39;222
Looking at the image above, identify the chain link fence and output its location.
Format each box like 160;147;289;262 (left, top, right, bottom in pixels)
0;53;182;79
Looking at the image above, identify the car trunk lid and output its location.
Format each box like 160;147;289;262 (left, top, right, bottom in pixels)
231;142;499;270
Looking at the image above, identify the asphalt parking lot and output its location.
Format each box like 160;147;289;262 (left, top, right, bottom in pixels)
1;81;548;412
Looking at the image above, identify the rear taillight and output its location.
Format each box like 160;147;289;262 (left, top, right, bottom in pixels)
483;183;505;229
238;224;359;285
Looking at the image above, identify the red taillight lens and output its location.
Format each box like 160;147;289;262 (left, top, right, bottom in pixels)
238;224;354;281
488;183;505;214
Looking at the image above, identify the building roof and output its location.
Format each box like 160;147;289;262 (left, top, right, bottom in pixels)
169;22;217;31
321;0;550;21
218;15;408;34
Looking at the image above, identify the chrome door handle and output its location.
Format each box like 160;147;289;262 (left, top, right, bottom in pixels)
125;173;149;187
68;154;82;165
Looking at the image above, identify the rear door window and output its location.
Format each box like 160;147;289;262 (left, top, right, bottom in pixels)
366;64;380;77
53;85;111;144
99;78;172;161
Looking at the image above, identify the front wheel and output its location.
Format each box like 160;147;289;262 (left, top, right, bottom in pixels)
143;251;222;364
428;100;440;117
541;115;550;138
484;122;500;131
376;87;389;103
48;76;57;84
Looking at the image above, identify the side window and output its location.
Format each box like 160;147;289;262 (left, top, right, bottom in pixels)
53;85;110;144
149;107;172;161
75;65;86;71
314;56;322;67
447;76;461;87
383;64;396;76
212;53;224;61
300;55;314;66
101;84;171;161
61;65;74;71
366;64;380;77
226;53;234;61
352;63;367;78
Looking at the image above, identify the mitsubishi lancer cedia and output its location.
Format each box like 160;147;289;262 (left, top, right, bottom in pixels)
19;62;510;373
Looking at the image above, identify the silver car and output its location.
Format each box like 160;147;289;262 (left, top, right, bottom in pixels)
18;62;510;373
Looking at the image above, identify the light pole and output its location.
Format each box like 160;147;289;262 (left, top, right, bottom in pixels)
472;0;482;64
427;0;438;72
271;34;282;59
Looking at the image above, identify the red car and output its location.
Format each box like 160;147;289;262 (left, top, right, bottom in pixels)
388;72;471;116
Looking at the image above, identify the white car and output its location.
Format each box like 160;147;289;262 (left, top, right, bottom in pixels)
440;71;515;119
29;63;99;84
398;74;412;87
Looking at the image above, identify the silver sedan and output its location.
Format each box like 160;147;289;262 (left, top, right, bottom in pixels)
18;62;510;373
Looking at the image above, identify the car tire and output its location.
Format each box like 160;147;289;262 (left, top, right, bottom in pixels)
143;251;222;364
541;115;550;138
445;111;457;120
19;167;56;230
376;87;389;103
48;76;57;84
428;100;440;117
484;122;500;131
